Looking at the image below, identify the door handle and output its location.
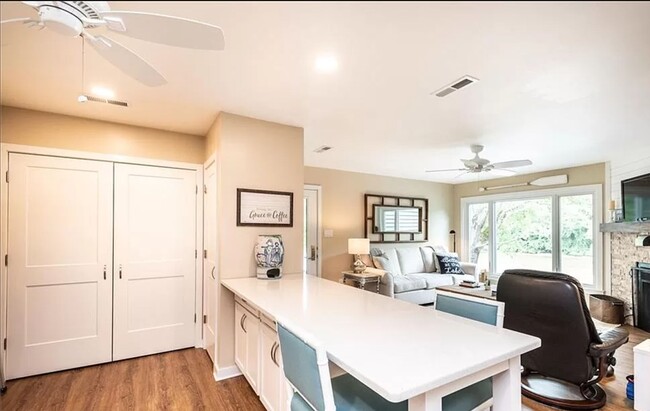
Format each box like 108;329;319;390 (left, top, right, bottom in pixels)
310;245;316;261
103;265;107;280
270;342;277;364
240;313;247;333
210;266;216;280
119;264;123;279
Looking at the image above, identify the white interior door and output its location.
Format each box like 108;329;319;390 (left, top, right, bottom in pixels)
7;154;113;378
303;187;320;276
203;160;217;362
113;164;197;361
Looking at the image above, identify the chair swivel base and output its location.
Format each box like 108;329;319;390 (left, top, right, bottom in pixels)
522;374;606;410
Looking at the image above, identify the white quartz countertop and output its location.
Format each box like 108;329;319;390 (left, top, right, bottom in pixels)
222;274;541;403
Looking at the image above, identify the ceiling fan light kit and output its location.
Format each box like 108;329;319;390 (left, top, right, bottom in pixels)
2;1;225;88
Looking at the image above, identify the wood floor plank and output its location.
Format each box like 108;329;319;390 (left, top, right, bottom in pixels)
1;326;647;410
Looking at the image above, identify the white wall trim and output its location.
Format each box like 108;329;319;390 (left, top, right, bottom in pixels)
0;143;204;379
460;184;603;291
304;184;323;277
203;152;218;361
214;365;242;381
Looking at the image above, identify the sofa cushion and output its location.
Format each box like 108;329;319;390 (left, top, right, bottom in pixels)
435;253;465;274
371;248;402;276
409;273;454;289
393;275;428;293
396;248;426;275
419;247;438;273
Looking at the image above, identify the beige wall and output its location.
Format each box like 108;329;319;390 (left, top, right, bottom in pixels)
304;167;454;281
212;113;304;371
1;106;204;163
452;163;606;260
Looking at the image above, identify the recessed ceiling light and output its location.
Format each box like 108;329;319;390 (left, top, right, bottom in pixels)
315;55;338;73
91;86;115;99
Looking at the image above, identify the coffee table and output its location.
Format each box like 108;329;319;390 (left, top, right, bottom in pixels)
436;284;496;301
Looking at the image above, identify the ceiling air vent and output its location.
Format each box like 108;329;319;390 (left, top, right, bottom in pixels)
314;145;332;153
432;75;479;98
83;95;129;107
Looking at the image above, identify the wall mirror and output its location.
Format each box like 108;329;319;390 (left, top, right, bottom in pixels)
373;205;422;233
365;194;428;243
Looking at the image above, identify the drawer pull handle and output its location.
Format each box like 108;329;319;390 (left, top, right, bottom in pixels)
271;342;280;367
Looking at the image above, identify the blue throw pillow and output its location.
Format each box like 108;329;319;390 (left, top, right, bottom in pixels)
435;253;465;274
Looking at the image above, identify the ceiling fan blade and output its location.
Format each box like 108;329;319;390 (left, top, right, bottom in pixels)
453;171;469;179
85;35;167;87
489;168;517;176
425;168;467;173
490;160;532;169
99;11;225;50
1;17;33;25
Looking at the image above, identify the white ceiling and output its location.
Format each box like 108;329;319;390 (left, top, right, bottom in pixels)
2;1;650;183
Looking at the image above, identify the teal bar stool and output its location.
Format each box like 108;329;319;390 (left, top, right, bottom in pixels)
435;290;506;411
277;321;407;411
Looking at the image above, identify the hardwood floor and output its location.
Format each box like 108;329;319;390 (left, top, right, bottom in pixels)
1;349;264;411
1;325;647;411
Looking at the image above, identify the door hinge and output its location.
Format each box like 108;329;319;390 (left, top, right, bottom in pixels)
3;338;6;350
5;171;8;183
203;315;207;324
203;185;207;194
203;249;207;259
4;254;7;267
196;185;198;195
194;313;197;323
195;250;197;259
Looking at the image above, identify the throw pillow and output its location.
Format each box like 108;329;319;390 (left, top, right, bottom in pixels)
435;253;465;274
372;252;401;276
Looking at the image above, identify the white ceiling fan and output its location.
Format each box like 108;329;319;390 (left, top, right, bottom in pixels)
1;1;225;86
426;144;532;176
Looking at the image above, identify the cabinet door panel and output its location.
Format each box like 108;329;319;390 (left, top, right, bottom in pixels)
245;314;260;394
7;154;113;378
235;302;247;372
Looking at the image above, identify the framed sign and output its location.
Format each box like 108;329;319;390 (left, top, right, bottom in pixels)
237;188;294;227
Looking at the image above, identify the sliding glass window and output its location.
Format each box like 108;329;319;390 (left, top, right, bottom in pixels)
461;185;602;290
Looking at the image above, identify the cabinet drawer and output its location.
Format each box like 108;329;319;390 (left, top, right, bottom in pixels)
261;313;276;330
235;296;260;318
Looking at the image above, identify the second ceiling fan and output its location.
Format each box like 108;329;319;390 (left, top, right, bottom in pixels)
426;144;532;176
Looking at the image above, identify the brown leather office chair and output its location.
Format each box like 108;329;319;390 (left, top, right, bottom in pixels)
497;269;629;410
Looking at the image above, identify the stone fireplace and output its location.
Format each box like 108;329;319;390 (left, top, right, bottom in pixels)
609;230;650;324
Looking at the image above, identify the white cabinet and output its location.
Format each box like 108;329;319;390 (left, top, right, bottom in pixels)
235;300;260;394
235;301;290;411
260;318;290;411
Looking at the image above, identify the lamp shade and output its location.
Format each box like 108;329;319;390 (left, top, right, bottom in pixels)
348;238;370;255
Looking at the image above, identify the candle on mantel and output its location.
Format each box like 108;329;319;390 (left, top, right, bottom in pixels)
609;200;616;210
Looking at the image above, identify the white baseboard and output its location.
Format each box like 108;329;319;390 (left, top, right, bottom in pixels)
214;365;242;381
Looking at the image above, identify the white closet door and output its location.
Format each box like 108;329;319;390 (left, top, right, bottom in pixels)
113;164;197;361
7;154;113;379
203;160;217;362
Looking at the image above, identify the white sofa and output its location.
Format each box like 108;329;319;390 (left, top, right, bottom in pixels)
369;245;478;305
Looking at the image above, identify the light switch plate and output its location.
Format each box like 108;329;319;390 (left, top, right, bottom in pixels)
324;229;334;238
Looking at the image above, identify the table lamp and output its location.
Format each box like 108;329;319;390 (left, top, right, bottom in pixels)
348;238;370;273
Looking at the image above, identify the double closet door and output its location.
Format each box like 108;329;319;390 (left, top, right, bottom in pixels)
6;153;197;379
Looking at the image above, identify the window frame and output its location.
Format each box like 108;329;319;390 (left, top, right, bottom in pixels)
460;184;603;292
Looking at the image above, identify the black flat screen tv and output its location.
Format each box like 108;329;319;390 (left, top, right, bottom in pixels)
622;172;650;221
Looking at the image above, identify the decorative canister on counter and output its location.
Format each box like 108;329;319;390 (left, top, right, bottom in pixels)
626;375;634;400
255;235;284;279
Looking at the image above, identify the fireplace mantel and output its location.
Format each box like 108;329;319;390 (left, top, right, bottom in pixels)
600;221;650;233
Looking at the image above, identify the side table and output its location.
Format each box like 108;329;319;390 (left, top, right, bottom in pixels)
341;271;381;293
